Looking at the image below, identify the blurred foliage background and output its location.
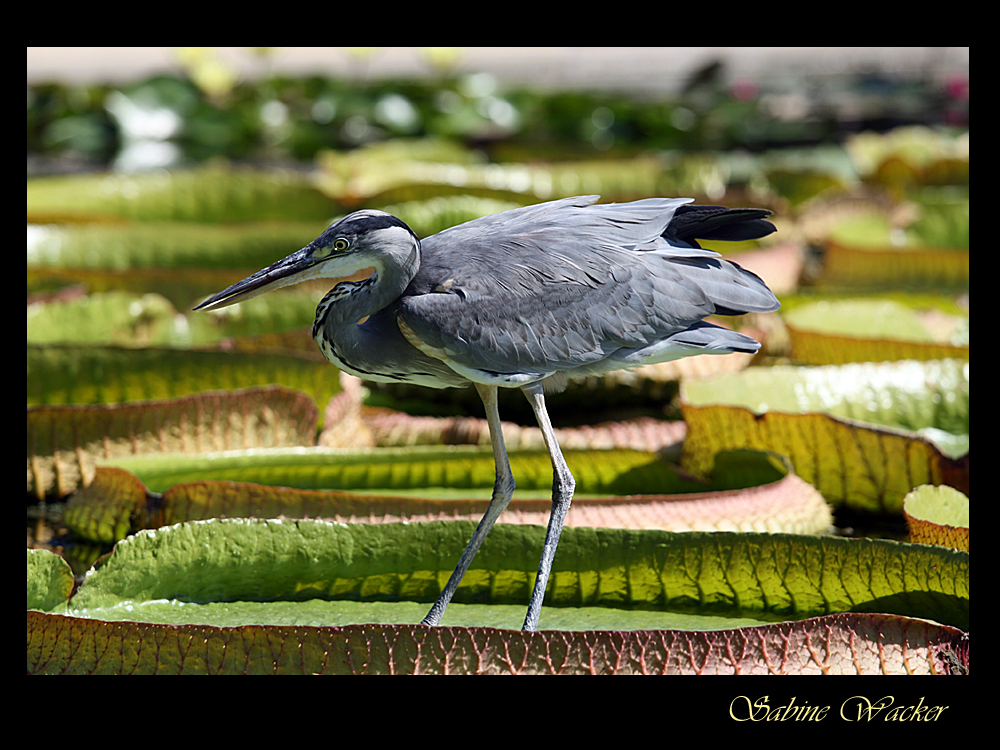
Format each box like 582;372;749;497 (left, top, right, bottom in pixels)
28;47;969;173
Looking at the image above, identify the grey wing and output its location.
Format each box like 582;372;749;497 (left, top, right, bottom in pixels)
398;195;777;381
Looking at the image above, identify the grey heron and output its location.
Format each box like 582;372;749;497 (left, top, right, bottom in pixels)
195;194;780;631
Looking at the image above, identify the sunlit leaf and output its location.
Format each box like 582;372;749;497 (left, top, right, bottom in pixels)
99;445;700;496
846;127;968;170
66;450;832;543
31;386;317;499
904;484;969;552
681;360;969;512
27;611;966;675
27;291;180;346
27;221;324;270
817;193;968;290
58;519;966;631
318;152;709;206
27;345;338;412
63;467;149;542
28;288;326;349
764;169;849;206
27;164;336;223
820;240;969;290
785;299;969;364
27;549;74;613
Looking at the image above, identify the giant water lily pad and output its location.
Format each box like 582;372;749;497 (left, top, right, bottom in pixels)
318;151;673;207
681;360;969;513
26;221;326;271
27;519;968;673
58;518;969;629
26;164;336;223
100;445;687;495
27;288;326;349
905;485;969;552
27;549;74;613
784;299;968;364
27;610;966;675
27;291;180;346
66;449;831;544
27;345;337;412
30;386;318;499
819;241;969;290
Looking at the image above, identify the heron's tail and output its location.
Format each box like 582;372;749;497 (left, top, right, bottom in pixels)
650;204;779;316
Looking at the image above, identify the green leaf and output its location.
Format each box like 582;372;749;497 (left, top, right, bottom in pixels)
683;360;968;444
27;549;74;613
66;450;833;543
784;299;968;364
27;164;336;223
321;154;670;206
681;360;969;512
819;241;969;290
62;467;149;541
827;198;969;250
846;127;969;180
99;446;697;495
27;611;967;674
27;346;338;413
905;485;969;552
27;291;180;346
27;289;326;349
787;299;936;342
27;221;325;271
64;519;968;632
31;386;318;500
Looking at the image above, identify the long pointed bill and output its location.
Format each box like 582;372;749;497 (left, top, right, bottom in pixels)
194;247;321;311
194;244;377;312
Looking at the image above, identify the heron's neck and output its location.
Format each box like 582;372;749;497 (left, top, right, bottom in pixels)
313;242;419;334
311;242;441;384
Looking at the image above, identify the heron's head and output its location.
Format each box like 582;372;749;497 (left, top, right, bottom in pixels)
194;210;420;311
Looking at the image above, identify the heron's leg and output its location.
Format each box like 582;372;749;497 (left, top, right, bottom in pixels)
421;382;515;627
521;382;575;632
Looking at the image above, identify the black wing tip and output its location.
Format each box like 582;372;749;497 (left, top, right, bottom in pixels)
667;205;777;244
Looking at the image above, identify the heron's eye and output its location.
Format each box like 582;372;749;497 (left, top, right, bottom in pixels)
333;238;350;252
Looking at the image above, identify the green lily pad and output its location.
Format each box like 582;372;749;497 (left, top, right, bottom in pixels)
27;610;967;674
30;386;318;499
66;450;832;543
27;345;337;414
786;299;936;342
904;485;969;552
784;299;969;364
27;549;74;612
26;221;325;271
681;360;969;512
100;445;698;496
62;519;967;632
27;164;336;223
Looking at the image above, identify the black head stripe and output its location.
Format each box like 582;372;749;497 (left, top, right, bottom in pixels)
325;211;418;241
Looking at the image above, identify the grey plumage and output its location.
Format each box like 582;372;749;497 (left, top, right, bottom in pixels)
195;194;780;631
403;196;776;381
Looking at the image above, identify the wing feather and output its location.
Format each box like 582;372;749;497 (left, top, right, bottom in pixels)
399;195;777;379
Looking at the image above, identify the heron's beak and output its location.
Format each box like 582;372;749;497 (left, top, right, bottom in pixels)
194;246;322;311
195;243;377;312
